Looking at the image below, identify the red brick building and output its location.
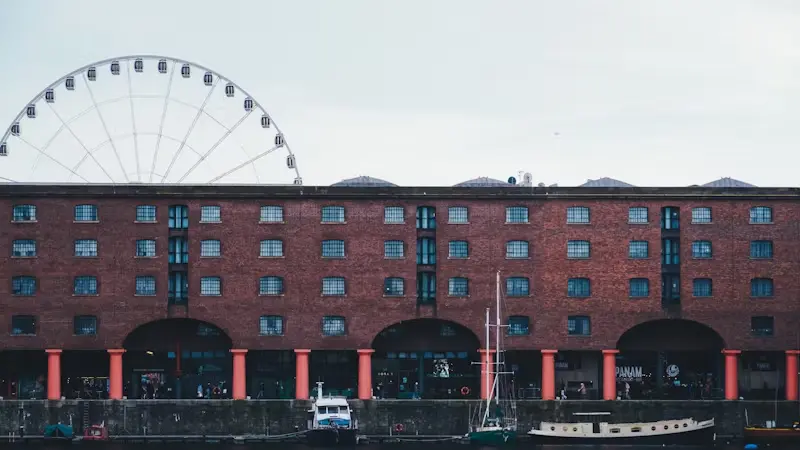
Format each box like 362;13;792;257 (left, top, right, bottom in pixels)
1;178;799;402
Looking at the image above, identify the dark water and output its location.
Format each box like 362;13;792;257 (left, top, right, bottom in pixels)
15;445;785;450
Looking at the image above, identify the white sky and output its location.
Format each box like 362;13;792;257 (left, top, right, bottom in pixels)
1;0;799;186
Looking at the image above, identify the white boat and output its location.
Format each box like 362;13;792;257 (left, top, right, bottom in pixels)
527;412;715;446
467;271;518;445
306;382;359;446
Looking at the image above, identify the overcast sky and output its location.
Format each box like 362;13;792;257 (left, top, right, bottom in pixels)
1;0;799;187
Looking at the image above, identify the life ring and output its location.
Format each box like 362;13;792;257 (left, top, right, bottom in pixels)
394;423;404;432
460;386;470;396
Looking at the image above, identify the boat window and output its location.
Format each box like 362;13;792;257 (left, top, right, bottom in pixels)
674;424;679;429
651;426;656;431
610;428;621;433
572;427;578;432
664;425;669;430
550;426;555;431
631;427;641;432
683;423;688;428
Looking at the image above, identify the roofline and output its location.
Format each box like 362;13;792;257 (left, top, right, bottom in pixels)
1;184;799;200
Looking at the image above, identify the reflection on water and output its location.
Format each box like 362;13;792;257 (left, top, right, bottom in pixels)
19;445;792;450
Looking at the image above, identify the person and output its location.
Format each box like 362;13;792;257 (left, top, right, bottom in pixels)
578;383;587;399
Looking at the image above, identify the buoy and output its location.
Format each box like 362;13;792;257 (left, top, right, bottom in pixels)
744;444;758;449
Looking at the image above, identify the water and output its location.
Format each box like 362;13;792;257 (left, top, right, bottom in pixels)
20;445;786;450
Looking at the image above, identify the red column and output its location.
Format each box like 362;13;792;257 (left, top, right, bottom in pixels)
45;349;62;401
722;349;741;400
231;349;248;400
478;349;496;400
786;350;800;401
295;349;311;400
602;349;619;400
541;350;557;400
357;349;374;400
107;349;125;400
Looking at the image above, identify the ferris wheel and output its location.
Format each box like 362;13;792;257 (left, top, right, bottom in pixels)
0;55;302;185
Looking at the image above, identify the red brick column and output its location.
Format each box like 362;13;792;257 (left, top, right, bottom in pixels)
722;349;741;400
231;349;248;400
478;349;496;400
786;350;800;401
541;350;557;400
295;349;311;400
357;349;374;400
46;349;62;401
107;349;125;400
602;349;619;400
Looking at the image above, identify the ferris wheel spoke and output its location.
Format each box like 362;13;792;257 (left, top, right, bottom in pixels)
0;176;17;182
126;61;142;182
45;102;115;183
71;131;205;175
161;77;220;183
149;61;176;183
207;144;280;183
16;135;91;183
83;73;130;183
177;110;252;183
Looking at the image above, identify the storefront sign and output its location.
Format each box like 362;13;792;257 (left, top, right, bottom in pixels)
616;366;643;381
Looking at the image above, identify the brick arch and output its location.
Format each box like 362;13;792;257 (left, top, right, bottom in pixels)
371;318;480;352
122;318;233;351
616;319;725;352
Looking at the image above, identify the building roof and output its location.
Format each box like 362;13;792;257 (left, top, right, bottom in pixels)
701;177;756;188
579;177;636;188
454;177;513;187
330;176;397;187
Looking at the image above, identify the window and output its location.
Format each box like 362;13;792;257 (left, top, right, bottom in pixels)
200;206;221;223
661;207;679;230
693;278;712;297
384;206;404;224
448;206;468;224
168;237;188;263
568;278;591;297
448;277;469;296
322;316;346;336
322;276;346;296
567;240;590;259
416;206;436;229
12;276;36;296
384;277;404;296
750;206;772;224
259;315;284;336
74;315;97;336
74;204;98;222
506;206;528;223
168;272;188;304
74;276;98;295
751;240;773;259
136;239;156;257
259;276;284;295
200;277;222;296
662;238;679;265
567;206;590;224
506;240;529;259
506;277;530;296
136;205;156;222
663;274;680;303
568;315;591;336
417;272;436;304
321;240;345;258
321;206;345;223
135;276;156;296
751;278;774;297
629;241;648;259
168;205;189;229
417;237;436;264
384;240;404;259
12;239;36;257
260;239;284;257
12;204;36;222
692;241;712;259
260;205;284;223
628;207;648;224
508;316;530;336
751;316;774;337
629;278;649;297
691;207;712;224
75;239;98;257
200;239;221;257
448;240;469;258
11;315;36;335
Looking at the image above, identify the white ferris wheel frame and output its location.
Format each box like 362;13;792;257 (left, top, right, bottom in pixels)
0;54;302;185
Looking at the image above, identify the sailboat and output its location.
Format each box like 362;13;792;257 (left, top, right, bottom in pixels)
467;271;518;445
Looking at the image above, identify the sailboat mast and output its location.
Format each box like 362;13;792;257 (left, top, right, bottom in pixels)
484;307;491;411
495;270;501;404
